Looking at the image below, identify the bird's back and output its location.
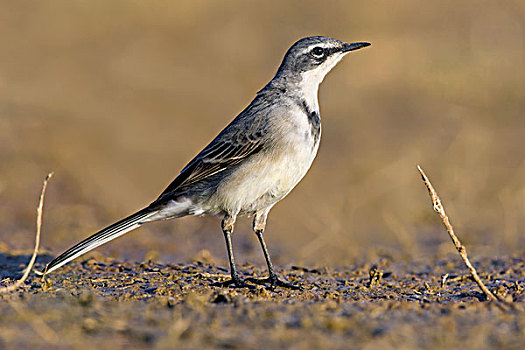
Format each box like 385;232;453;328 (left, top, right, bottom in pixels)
151;86;320;217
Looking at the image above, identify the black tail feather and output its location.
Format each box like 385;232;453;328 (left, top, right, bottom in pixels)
44;208;154;275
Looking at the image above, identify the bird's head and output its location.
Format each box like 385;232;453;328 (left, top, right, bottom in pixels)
273;36;370;88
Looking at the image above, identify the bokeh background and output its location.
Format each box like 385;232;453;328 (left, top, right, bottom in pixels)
1;0;524;268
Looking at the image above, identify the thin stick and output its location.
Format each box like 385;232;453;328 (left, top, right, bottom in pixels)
0;172;53;293
416;165;509;304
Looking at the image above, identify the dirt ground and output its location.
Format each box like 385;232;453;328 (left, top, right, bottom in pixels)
1;1;524;349
0;251;523;350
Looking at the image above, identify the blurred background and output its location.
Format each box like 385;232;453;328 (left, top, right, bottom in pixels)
1;0;524;268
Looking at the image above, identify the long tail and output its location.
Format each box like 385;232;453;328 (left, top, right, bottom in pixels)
44;208;156;275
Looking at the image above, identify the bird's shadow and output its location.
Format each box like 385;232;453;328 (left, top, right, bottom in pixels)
0;252;53;280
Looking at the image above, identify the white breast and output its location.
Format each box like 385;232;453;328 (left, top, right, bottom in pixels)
210;105;321;216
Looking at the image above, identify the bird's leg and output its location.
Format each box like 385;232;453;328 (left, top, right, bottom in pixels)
247;211;301;290
212;214;252;288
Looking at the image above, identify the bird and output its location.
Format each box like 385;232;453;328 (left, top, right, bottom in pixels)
43;36;371;288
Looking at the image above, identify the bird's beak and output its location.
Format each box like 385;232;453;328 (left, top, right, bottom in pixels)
341;42;371;53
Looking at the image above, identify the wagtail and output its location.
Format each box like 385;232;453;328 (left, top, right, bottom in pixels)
44;36;370;288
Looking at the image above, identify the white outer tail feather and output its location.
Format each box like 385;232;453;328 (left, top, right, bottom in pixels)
44;209;156;275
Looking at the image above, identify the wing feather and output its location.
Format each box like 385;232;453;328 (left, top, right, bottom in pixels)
157;120;268;198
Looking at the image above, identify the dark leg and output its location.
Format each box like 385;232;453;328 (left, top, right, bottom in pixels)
255;229;276;280
212;215;252;288
247;212;301;290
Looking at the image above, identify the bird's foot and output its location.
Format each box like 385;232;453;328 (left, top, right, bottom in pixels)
246;276;302;290
212;277;254;289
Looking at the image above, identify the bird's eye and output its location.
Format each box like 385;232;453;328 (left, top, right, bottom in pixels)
311;47;324;58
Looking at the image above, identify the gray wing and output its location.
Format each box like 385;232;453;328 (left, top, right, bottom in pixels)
157;115;269;198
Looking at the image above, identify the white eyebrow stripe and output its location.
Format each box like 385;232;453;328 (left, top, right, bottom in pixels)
300;43;340;55
307;43;333;50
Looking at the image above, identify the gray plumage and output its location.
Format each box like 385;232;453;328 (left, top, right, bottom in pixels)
44;36;370;288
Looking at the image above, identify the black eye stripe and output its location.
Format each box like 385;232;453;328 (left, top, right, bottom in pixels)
309;46;341;60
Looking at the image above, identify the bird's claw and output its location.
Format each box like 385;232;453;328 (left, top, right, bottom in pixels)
211;277;255;289
246;276;302;290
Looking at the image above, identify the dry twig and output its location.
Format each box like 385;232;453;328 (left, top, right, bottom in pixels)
417;165;510;305
0;172;53;293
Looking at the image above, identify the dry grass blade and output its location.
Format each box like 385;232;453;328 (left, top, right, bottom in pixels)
0;172;53;293
416;165;511;306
